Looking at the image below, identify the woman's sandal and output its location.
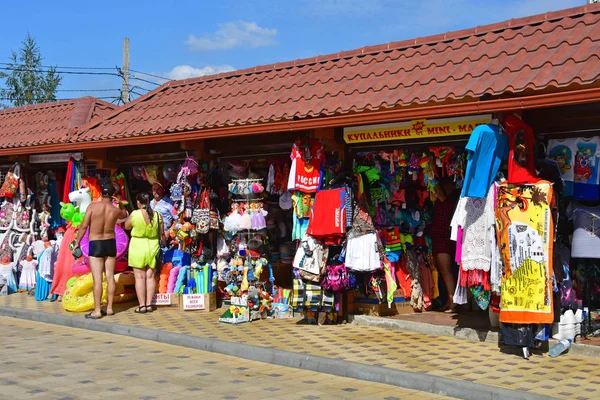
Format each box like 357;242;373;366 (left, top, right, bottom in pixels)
134;306;147;314
144;306;154;313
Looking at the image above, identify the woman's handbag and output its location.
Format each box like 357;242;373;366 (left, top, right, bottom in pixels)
155;213;164;267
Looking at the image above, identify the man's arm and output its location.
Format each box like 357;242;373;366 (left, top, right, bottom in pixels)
114;197;129;219
74;207;92;247
124;213;133;231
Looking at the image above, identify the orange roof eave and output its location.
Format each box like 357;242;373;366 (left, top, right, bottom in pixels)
4;85;600;157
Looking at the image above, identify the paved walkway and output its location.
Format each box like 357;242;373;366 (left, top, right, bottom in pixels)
1;317;450;400
1;293;599;399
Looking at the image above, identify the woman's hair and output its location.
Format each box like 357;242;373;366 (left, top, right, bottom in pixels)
136;192;154;223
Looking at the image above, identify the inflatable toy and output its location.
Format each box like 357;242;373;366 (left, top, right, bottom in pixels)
66;276;77;288
59;188;93;228
167;266;181;293
72;259;129;276
159;263;173;294
62;272;136;312
80;225;129;260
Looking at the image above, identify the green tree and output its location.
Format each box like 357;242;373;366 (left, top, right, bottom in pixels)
0;33;62;107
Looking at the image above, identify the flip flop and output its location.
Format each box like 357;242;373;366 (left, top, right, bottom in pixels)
134;306;147;314
85;312;102;320
100;310;115;316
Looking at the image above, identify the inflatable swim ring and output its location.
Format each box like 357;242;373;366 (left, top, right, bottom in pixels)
80;225;129;260
72;259;129;276
62;272;136;312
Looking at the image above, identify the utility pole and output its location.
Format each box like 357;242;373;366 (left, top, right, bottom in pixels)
121;38;130;104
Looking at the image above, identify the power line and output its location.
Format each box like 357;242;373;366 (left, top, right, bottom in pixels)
130;84;152;92
0;88;120;92
129;75;162;86
0;66;120;76
0;62;115;70
0;96;120;101
129;69;170;81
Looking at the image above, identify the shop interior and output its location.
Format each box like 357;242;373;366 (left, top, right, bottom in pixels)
0;105;599;345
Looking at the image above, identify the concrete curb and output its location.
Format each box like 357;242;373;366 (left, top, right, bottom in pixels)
0;306;556;400
350;315;500;344
349;314;600;359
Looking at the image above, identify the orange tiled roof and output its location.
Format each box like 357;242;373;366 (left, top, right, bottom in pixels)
73;4;600;144
0;97;117;150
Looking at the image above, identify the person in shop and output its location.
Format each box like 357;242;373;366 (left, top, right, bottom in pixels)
74;182;128;319
124;192;164;314
150;183;175;233
431;177;459;313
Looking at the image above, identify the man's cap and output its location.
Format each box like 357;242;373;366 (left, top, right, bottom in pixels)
101;181;116;197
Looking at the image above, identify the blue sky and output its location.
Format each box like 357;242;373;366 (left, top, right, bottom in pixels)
0;0;583;103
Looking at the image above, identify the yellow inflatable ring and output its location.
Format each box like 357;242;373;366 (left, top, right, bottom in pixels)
62;272;136;312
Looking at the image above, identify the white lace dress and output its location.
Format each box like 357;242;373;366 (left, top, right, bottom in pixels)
451;187;496;272
19;259;38;290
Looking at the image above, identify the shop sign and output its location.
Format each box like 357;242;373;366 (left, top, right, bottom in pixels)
182;294;206;310
343;114;492;144
151;293;172;306
29;152;82;164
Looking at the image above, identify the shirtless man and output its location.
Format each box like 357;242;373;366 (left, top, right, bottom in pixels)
74;182;128;319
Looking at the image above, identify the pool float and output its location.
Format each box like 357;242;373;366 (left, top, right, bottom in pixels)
72;259;129;276
62;272;136;312
80;225;129;260
159;263;173;294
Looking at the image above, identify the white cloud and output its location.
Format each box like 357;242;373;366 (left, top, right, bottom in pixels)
164;64;236;80
185;21;277;51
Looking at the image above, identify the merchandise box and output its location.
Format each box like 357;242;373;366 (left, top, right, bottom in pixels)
271;303;293;319
178;292;217;312
219;306;250;324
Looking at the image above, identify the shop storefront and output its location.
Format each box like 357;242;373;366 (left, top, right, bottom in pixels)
1;3;599;351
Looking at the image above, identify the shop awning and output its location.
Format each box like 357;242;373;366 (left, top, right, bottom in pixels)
4;3;600;156
0;97;117;152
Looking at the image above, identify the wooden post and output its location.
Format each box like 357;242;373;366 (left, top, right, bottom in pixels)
121;38;130;104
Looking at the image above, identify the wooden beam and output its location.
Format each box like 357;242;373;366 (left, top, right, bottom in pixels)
84;149;117;171
313;127;344;159
181;139;213;161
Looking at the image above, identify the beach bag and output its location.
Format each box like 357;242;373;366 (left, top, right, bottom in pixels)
194;189;210;234
181;155;199;177
293;236;327;282
321;264;350;292
0;163;20;199
209;208;220;230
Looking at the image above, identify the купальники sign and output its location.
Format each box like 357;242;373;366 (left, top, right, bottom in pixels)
343;114;492;144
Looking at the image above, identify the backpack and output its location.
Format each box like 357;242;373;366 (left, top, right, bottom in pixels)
321;264;350;292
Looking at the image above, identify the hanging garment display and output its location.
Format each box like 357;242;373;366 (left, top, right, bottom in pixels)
451;187;496;271
496;182;554;324
567;202;600;259
306;188;347;239
547;136;600;199
504;115;539;184
461;123;509;199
